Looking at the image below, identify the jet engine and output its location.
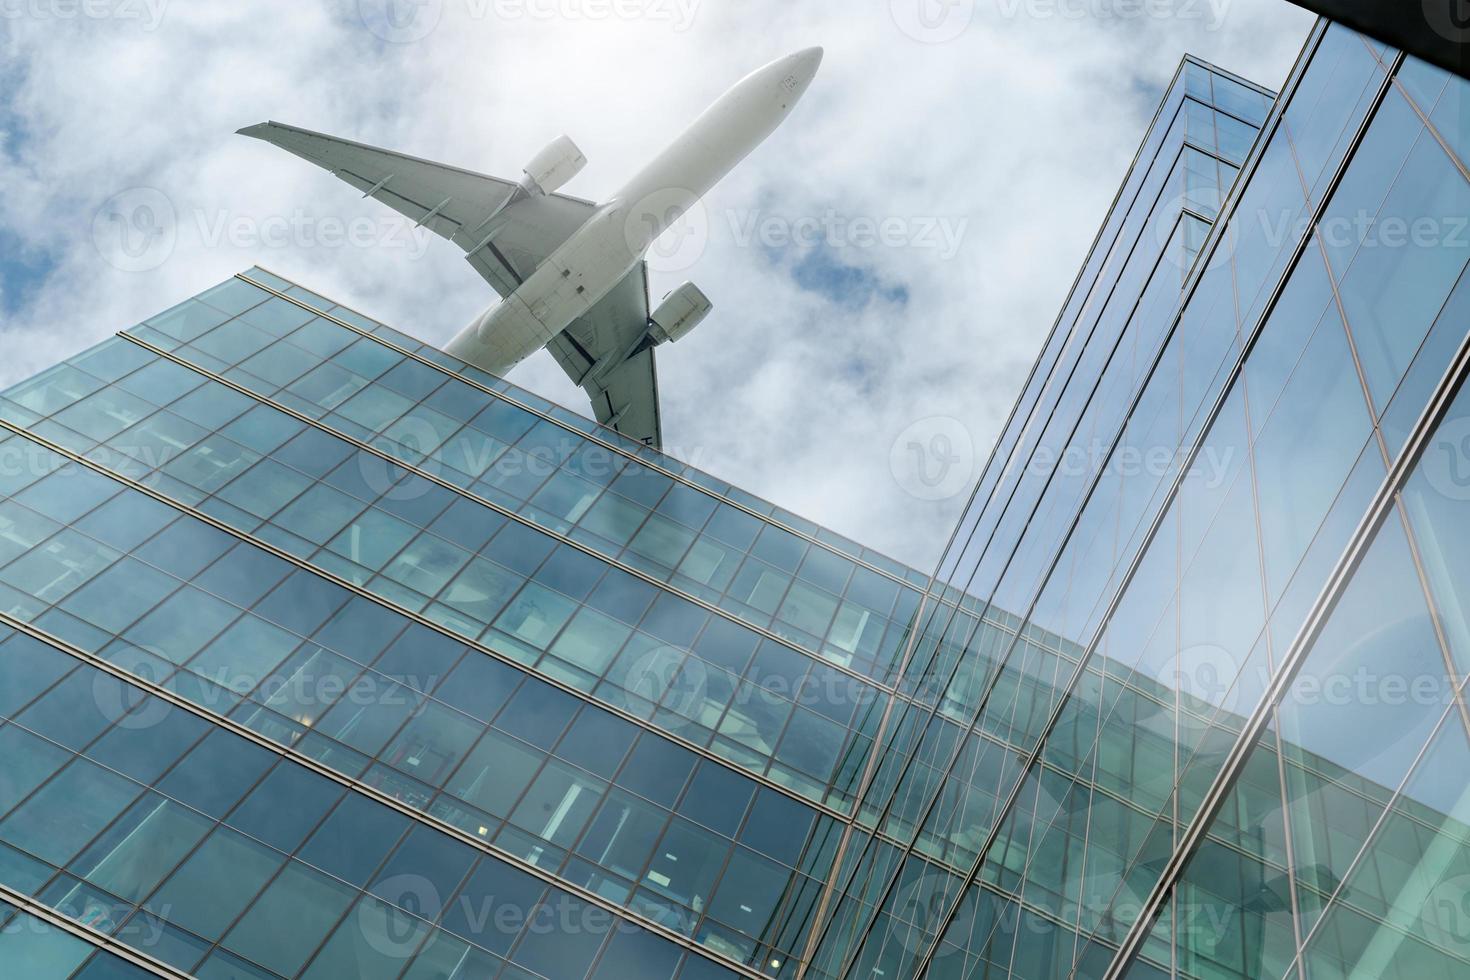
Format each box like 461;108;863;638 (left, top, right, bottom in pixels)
648;282;713;345
522;135;587;195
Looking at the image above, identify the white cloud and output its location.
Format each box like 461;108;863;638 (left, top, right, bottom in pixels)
0;0;1315;569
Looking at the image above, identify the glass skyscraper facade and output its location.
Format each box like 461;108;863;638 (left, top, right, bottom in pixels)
798;20;1470;980
1;15;1467;980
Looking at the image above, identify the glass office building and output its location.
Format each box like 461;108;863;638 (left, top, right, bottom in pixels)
1;16;1468;980
797;19;1470;980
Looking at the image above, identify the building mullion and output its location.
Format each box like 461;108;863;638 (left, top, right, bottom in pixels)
1100;238;1470;980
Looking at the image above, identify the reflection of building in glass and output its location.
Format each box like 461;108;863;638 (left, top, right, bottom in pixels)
0;15;1468;980
802;22;1470;980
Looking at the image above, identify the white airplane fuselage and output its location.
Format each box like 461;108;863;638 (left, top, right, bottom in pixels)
445;46;823;374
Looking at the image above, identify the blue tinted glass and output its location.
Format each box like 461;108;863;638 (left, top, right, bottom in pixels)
496;682;578;745
535;547;605;600
15;469;117;524
315;596;409;665
591;929;682;980
555;709;637;778
586;571;659;624
221;404;304;455
436;653;522;722
194;542;294;606
299;790;409;886
0;725;70;816
14;669;117;750
617;733;696;808
679;764;754;837
147;827;284;941
640;593;706;646
0;633;74;717
255;569;351;635
87;699;208;783
489;521;556;576
72;491;175;552
133;518;235;579
0;758;141;865
741;789;815;867
271;426;357;478
441;858;545;955
370;823;477;906
0;911;95;974
226;763;343;852
157;728;275;818
72;951;168;979
512;890;605;977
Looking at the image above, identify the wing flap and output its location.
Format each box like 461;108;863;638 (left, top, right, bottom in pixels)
544;266;663;448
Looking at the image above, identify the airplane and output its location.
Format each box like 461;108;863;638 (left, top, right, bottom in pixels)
238;46;824;449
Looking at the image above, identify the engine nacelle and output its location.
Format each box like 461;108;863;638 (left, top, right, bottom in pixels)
522;135;587;195
648;282;713;346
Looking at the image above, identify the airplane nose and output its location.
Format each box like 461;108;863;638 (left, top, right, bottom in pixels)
795;46;824;79
773;46;822;103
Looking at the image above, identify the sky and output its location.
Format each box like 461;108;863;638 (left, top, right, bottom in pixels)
0;0;1316;571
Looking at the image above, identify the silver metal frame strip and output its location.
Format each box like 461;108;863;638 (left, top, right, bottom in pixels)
0;608;769;980
1100;211;1470;980
236;269;925;593
0;881;194;980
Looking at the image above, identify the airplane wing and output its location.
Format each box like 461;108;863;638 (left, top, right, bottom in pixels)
239;121;666;448
237;121;595;295
545;266;664;448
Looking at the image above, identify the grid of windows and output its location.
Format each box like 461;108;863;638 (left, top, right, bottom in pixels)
0;900;170;980
0;426;865;972
0;341;894;813
808;28;1470;980
116;279;923;683
805;61;1281;958
0;625;749;980
1;22;1466;980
